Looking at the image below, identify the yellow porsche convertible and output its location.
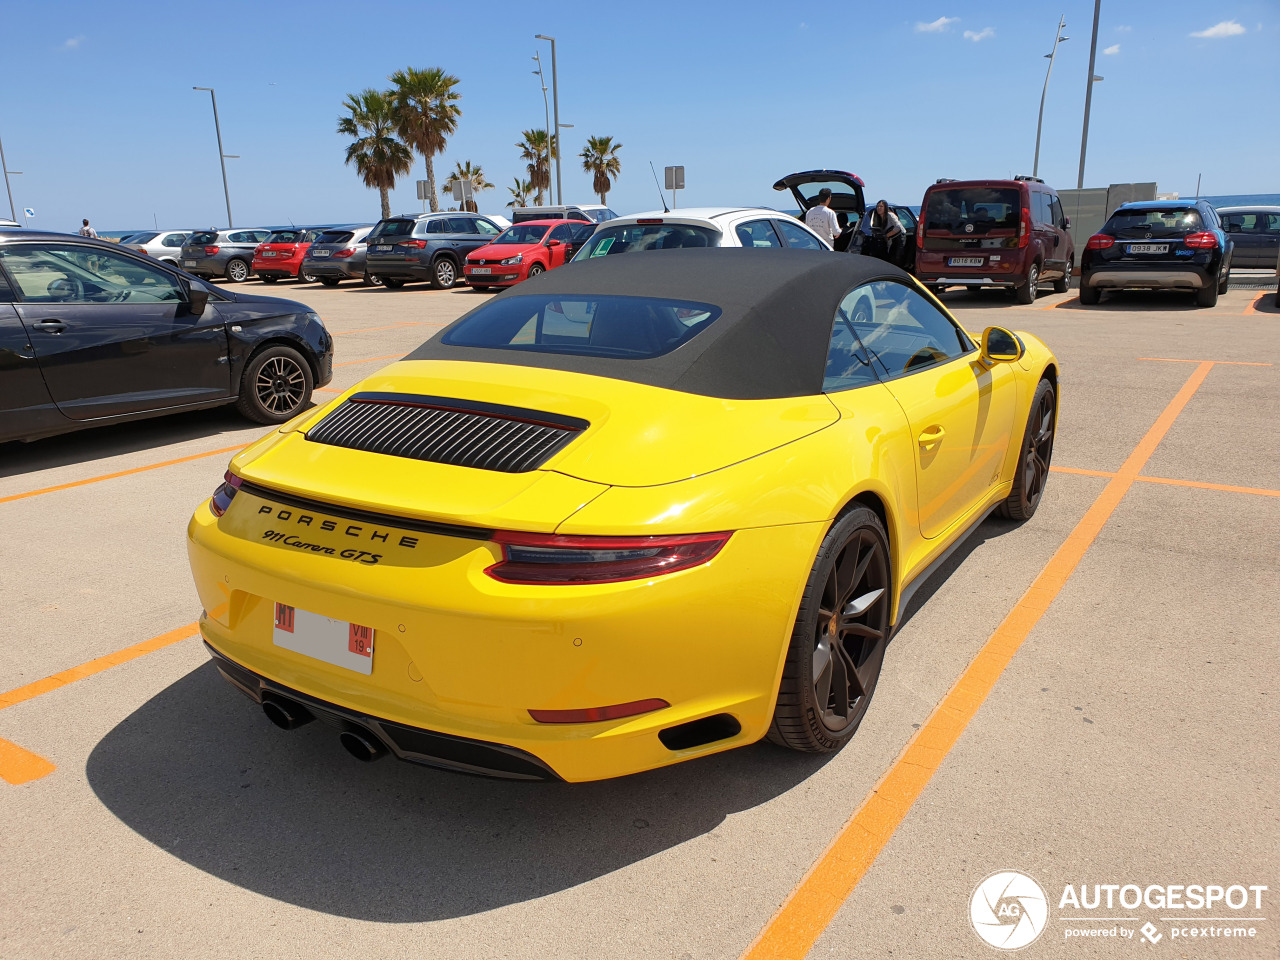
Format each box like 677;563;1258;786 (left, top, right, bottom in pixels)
188;249;1058;782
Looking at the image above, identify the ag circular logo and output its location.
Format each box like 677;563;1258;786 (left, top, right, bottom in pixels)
970;870;1050;950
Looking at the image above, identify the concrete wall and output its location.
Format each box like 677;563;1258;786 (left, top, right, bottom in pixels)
1058;182;1158;255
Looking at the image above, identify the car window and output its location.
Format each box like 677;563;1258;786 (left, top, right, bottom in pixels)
736;220;782;248
446;217;477;234
161;233;187;247
823;302;880;393
1222;213;1261;233
896;208;918;229
569;223;596;241
316;230;355;244
0;270;14;301
1106;208;1203;238
774;219;826;250
925;188;1021;234
840;280;973;379
0;244;184;304
267;230;305;244
474;219;501;236
576;223;719;258
1048;197;1064;228
189;231;219;245
425;219;450;235
1265;214;1280;234
227;231;253;243
549;224;575;243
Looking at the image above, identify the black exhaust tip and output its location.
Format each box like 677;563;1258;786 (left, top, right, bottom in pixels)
339;729;387;763
658;713;742;751
261;695;314;730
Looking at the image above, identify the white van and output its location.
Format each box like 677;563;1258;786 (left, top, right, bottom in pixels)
511;204;617;224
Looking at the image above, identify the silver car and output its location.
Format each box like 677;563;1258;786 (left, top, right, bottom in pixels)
179;228;271;282
123;230;192;266
301;225;379;286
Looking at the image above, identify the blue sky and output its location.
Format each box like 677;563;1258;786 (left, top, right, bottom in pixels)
2;1;1276;232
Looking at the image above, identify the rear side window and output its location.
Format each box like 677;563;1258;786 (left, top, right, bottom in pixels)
577;223;719;258
189;231;219;245
475;219;502;236
736;220;782;248
774;219;825;250
925;188;1021;234
1105;208;1203;238
161;233;187;247
447;217;478;234
425;220;450;235
442;294;722;359
1032;193;1054;225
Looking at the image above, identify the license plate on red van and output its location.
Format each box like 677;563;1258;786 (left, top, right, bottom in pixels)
948;257;983;267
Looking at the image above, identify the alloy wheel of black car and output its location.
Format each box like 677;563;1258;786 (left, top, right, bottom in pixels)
431;258;458;290
362;273;383;286
235;345;314;425
225;258;250;282
769;506;890;753
999;378;1056;521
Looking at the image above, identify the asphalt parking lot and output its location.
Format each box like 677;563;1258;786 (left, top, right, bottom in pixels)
1;279;1276;959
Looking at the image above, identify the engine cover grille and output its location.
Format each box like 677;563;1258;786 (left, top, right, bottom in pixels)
305;392;588;473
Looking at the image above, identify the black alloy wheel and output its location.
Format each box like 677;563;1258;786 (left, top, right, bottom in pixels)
430;257;458;290
769;507;891;753
999;378;1056;521
1015;263;1039;304
1053;258;1073;294
225;258;250;283
235;345;314;425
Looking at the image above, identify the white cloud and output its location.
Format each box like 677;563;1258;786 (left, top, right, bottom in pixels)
963;27;995;42
1190;20;1246;38
1103;43;1120;55
1116;25;1132;32
915;16;958;33
63;35;85;49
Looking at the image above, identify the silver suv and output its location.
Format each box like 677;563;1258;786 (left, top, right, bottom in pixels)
365;213;503;289
180;228;271;282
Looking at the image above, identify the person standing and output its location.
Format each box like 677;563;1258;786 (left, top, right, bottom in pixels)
869;200;905;265
804;188;841;248
78;219;99;238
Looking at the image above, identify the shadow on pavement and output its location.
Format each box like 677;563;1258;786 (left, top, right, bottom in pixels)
896;514;1020;631
1052;290;1204;311
87;662;830;921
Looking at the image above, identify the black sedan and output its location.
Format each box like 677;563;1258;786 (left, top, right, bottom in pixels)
0;230;332;444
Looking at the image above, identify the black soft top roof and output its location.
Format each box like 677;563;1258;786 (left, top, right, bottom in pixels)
407;248;911;400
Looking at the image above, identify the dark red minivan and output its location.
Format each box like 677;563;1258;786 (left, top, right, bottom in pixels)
916;177;1074;303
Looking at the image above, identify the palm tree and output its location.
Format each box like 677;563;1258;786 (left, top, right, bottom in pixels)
441;160;493;213
517;129;555;205
507;177;533;207
579;136;622;205
337;89;413;220
389;67;462;213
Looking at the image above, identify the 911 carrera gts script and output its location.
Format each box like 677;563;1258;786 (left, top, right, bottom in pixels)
260;530;383;564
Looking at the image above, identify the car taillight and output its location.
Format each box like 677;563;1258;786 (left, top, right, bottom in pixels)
210;471;242;517
333;248;355;258
135;247;149;255
254;245;265;254
1018;206;1031;248
485;530;732;584
529;699;670;724
1183;231;1218;249
401;239;428;248
916;224;925;249
1085;234;1115;250
204;245;220;256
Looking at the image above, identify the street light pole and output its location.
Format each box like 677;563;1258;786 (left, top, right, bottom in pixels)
0;128;16;221
193;86;235;227
1076;0;1103;189
532;53;552;206
1033;15;1068;178
534;35;562;205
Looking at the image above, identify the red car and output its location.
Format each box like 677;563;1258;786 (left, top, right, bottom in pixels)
463;219;593;290
252;228;325;283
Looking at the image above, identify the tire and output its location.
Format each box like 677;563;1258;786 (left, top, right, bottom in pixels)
235;345;314;425
320;278;341;287
381;277;406;289
998;378;1056;521
1217;257;1230;296
526;262;545;280
430;257;458;290
297;271;315;284
768;507;891;753
261;276;278;284
1079;282;1100;305
1014;263;1039;304
224;258;250;283
1053;258;1073;294
362;273;382;287
1195;282;1218;308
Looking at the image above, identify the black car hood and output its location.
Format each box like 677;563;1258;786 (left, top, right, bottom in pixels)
773;170;867;216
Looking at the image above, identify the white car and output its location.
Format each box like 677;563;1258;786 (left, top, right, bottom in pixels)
124;230;192;265
571;207;832;260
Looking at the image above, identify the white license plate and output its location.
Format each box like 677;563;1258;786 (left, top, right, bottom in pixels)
375;245;392;252
183;259;197;266
262;251;276;257
470;267;491;275
1128;243;1168;254
948;257;984;267
311;250;330;258
272;603;375;675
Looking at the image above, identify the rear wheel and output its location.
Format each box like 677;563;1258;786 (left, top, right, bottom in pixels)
320;278;341;287
235;345;313;425
1216;257;1231;295
1053;258;1073;294
382;277;406;289
1195;281;1219;307
1078;282;1100;305
999;378;1056;521
225;258;250;283
430;257;458;289
768;507;891;753
1014;263;1039;304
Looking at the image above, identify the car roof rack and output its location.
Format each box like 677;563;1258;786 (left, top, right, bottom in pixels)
1014;175;1045;183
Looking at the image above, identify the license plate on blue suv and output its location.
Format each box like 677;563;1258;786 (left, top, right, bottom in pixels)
1128;243;1168;254
375;245;392;252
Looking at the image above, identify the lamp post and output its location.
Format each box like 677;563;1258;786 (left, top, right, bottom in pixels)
193;86;237;227
1076;0;1103;189
0;127;17;222
1033;15;1068;178
534;35;563;205
532;53;552;205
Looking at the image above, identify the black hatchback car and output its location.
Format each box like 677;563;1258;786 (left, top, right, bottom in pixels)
0;230;332;443
365;212;504;289
1080;200;1232;307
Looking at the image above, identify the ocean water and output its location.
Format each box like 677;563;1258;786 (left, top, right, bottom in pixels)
1198;194;1280;208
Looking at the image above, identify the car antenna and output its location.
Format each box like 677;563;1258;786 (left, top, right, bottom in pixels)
649;162;670;213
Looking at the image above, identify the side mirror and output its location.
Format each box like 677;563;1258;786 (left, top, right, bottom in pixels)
981;326;1023;364
546;238;562;246
187;283;210;316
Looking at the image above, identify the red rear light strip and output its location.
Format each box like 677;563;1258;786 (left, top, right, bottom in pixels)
529;698;670;724
1085;234;1115;250
486;530;732;585
1183;231;1219;249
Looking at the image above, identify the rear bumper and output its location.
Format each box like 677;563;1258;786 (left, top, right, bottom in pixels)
927;277;1018;288
304;258;364;279
180;256;225;276
253;259;302;278
1083;267;1209;290
916;251;1027;287
366;258;431;279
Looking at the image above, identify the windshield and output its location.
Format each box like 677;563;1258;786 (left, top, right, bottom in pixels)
494;224;550;245
586;208;617;223
368;219;416;239
1106;208;1204;238
575;223;720;259
189;231;219;245
924;188;1021;234
315;230;355;244
442;294;722;359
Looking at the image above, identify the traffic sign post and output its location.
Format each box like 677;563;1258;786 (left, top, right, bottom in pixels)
664;165;685;209
451;179;474;212
417;179;430;212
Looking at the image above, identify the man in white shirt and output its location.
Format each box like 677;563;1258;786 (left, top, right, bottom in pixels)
803;189;841;247
78;219;98;238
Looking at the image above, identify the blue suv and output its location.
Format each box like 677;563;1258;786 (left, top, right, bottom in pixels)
365;212;504;289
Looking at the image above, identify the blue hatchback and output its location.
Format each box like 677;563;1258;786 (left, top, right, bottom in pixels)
1079;200;1232;307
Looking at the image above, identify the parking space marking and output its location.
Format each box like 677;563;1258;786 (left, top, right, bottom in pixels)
1243;293;1266;315
0;444;244;506
1051;466;1280;498
0;738;55;785
738;361;1215;960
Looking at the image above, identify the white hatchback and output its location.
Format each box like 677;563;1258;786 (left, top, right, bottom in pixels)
571;207;832;261
124;230;192;265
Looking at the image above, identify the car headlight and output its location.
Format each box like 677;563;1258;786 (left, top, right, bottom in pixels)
499;255;523;265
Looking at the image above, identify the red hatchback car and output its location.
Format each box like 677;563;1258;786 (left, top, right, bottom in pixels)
915;177;1074;303
463;219;592;290
252;228;325;283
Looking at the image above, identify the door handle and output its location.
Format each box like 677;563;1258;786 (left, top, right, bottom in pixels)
33;319;67;334
918;426;946;447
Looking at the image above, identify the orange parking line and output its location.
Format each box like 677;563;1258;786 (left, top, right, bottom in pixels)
1039;296;1079;309
1243;292;1265;315
0;444;244;506
738;361;1214;960
1139;357;1272;366
1051;465;1279;498
1050;465;1114;478
333;353;404;368
0;739;55;785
